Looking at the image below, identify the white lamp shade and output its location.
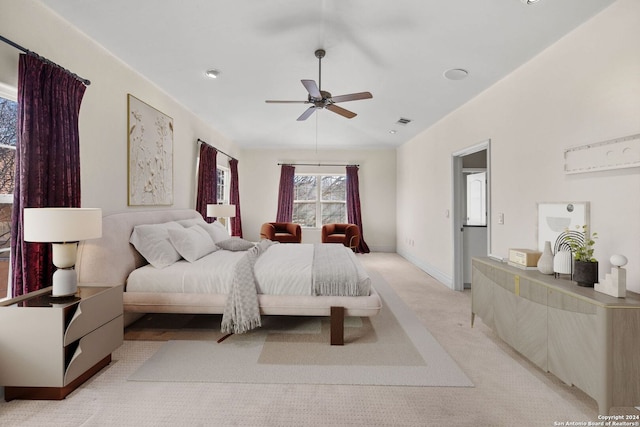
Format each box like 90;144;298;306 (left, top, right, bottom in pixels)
206;204;236;218
23;208;102;243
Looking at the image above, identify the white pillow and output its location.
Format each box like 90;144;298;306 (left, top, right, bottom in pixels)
198;220;231;243
168;225;217;262
129;222;184;268
177;217;207;228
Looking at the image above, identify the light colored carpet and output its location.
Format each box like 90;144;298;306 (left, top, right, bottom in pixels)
1;253;637;426
127;270;473;387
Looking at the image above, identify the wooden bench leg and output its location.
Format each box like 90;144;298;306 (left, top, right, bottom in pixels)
330;306;344;345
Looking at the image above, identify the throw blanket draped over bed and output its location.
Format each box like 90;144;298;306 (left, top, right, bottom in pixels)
220;241;366;334
312;243;359;296
221;239;276;334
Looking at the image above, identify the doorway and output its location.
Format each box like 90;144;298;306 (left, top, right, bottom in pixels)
451;140;491;291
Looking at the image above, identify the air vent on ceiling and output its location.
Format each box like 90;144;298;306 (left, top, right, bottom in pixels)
396;117;412;125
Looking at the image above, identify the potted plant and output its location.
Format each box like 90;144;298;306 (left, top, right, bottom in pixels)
566;225;598;287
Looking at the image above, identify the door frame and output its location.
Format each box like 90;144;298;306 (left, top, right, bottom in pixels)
451;139;491;291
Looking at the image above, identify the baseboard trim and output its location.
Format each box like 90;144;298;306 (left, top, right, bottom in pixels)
396;250;453;289
367;245;396;253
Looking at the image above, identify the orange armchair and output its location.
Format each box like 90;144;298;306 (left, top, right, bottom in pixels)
260;222;302;243
322;223;360;250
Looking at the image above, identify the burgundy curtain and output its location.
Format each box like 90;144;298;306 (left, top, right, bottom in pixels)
229;158;242;237
275;165;295;222
346;165;370;253
196;143;217;223
10;54;87;297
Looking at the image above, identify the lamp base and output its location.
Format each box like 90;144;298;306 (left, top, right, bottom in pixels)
52;268;78;297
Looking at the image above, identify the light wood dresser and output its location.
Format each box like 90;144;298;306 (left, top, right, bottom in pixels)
0;285;123;400
472;257;640;414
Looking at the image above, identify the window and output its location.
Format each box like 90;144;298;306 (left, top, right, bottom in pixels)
0;90;17;300
216;166;230;204
293;174;346;227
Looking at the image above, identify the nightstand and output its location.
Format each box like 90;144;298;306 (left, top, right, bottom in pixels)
0;285;123;400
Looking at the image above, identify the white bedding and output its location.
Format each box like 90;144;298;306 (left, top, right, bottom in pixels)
126;243;371;296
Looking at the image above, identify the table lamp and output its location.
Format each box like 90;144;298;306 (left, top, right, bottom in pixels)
23;208;102;297
206;204;236;226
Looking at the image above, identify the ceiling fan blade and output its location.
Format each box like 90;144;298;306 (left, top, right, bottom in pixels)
330;92;373;103
265;100;309;104
326;104;357;119
297;106;317;121
301;79;321;99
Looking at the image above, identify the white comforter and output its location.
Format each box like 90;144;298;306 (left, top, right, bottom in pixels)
126;243;371;296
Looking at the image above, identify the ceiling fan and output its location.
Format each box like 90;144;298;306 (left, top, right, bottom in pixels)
265;49;373;121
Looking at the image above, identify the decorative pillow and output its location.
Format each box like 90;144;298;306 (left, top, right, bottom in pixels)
177;217;207;228
129;222;183;268
198;220;231;243
168;225;217;262
216;237;255;252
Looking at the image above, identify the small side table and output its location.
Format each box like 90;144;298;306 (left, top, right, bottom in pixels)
0;285;123;401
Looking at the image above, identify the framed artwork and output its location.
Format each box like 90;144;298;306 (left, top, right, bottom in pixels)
537;202;589;252
127;94;173;205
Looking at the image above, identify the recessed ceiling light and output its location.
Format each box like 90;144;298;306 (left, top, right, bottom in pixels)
205;69;220;79
389;130;397;134
443;68;469;80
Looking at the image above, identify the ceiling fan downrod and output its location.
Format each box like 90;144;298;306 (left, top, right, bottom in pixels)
315;49;325;91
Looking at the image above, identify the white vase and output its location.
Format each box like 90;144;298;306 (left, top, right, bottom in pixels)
537;241;554;274
553;250;573;277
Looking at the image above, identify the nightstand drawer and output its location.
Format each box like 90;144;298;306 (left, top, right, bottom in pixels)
64;315;123;385
64;286;123;345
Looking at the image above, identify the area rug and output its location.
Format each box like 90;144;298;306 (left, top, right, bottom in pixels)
127;270;473;387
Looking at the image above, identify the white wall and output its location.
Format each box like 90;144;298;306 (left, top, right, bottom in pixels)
0;0;238;214
240;148;396;251
397;0;640;292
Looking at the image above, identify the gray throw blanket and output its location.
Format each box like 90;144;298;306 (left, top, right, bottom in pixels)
312;243;360;296
221;239;276;334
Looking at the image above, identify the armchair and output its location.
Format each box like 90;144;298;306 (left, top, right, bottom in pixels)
321;223;360;250
260;222;302;243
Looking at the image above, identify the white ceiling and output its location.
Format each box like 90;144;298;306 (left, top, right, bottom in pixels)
40;0;615;150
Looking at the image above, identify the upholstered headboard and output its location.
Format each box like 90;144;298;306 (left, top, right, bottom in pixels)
76;209;202;287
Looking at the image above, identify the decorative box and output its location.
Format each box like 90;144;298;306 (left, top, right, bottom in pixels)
508;249;542;268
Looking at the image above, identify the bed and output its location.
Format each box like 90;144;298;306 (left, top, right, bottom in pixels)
75;209;382;345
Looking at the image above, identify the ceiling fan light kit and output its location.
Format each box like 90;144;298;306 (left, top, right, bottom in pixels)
265;49;372;121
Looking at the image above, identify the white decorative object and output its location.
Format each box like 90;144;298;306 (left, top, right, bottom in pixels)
595;254;628;298
537;241;554;274
564;133;640;174
553;250;572;278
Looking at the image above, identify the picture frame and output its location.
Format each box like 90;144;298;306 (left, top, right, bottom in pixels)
536;201;589;252
127;94;173;206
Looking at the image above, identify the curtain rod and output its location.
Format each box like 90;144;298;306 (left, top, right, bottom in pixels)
197;138;237;161
277;162;359;167
0;34;91;86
